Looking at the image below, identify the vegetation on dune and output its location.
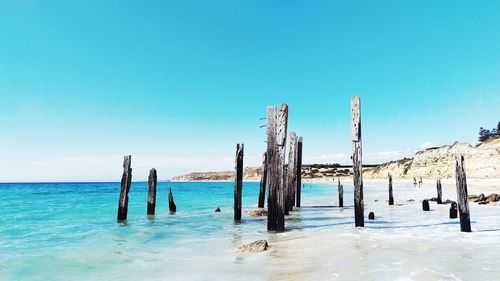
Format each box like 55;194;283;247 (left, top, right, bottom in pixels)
479;122;500;142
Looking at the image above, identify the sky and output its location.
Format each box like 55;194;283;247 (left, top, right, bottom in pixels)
0;0;499;182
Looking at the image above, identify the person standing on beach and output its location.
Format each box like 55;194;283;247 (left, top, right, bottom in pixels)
418;177;423;188
413;177;417;187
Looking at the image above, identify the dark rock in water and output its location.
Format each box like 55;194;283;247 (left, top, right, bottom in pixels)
450;201;458;219
428;197;438;202
374;199;379;202
443;199;453;204
248;209;267;217
368;212;375;220
478;201;489;205
407;199;415;202
422;200;430;211
215;207;221;213
238;240;268;253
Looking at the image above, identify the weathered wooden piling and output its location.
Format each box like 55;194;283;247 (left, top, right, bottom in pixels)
286;132;297;214
351;96;364;227
147;168;157;216
422;199;430;211
291;134;299;209
234;143;244;221
449;201;458;219
117;155;132;222
276;104;288;231
436;178;443;204
338;178;344;207
455;155;471;232
266;106;279;231
388;173;394;206
296;136;303;207
258;152;268;208
168;188;177;213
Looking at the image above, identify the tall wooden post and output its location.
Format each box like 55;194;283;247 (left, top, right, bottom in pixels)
286;132;297;214
258;152;267;208
234;143;244;221
351;96;364;227
436;178;443;204
388;173;394;205
338;178;343;207
117;155;132;222
276;103;288;231
266;106;278;231
168;188;177;213
455;155;471;232
296;136;303;207
147;168;157;216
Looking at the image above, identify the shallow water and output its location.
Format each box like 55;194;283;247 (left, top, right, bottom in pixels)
0;181;499;280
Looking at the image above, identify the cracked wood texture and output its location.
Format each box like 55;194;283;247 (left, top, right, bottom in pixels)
258;152;268;208
296;136;303;207
455;156;471;232
147;168;157;216
351;96;364;227
117;155;132;222
266;106;279;231
388;173;394;205
234;143;244;221
276;104;288;231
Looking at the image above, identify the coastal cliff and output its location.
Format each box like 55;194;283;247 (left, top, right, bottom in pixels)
364;139;500;179
172;139;500;181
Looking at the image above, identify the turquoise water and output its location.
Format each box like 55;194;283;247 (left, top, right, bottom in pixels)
0;182;340;280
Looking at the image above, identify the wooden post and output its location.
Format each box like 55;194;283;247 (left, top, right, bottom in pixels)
168;188;177;213
276;103;288;231
286;132;297;214
117;155;132;222
234;143;244;221
436;178;443;204
338;178;344;207
266;106;279;231
147;168;157;216
422;199;430;211
455;155;471;232
388;173;394;206
449;201;458;219
258;152;267;208
351;96;364;227
368;212;375;220
296;136;303;207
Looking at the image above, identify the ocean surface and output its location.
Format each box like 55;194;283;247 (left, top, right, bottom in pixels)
1;181;499;281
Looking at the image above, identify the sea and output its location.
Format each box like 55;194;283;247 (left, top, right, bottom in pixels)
1;181;499;281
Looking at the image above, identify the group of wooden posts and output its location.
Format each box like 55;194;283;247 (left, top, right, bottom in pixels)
233;104;304;232
420;156;470;232
117;155;176;222
117;96;472;233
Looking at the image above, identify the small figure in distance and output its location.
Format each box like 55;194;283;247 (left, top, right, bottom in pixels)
413;177;417;188
418;177;423;188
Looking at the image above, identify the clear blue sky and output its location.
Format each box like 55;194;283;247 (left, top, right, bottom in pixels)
1;0;499;182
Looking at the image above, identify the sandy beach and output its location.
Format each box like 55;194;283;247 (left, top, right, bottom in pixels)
233;179;500;281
